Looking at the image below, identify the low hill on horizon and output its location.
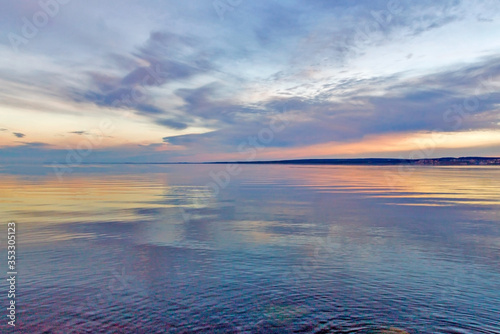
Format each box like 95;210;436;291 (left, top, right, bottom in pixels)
209;157;500;166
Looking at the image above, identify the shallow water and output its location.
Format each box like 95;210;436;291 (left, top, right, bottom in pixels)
1;164;499;333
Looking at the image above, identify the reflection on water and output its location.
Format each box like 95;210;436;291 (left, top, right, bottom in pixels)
1;165;499;333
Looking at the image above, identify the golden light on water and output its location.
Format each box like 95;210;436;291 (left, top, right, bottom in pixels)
2;165;498;230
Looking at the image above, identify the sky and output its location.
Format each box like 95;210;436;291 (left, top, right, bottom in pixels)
1;0;500;163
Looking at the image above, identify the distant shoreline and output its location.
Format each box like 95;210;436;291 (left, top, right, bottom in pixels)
60;157;500;166
208;157;500;166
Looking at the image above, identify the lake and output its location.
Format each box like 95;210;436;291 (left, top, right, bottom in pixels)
1;164;499;333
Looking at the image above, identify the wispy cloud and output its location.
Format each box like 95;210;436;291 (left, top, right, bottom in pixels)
69;131;88;135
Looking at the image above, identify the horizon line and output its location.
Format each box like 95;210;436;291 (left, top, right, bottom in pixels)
36;156;500;165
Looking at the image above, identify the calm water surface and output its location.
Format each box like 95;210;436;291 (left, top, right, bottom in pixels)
1;164;499;333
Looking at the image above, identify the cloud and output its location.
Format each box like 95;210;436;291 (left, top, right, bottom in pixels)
51;27;228;139
1;0;500;162
156;119;188;130
16;142;52;148
69;30;216;129
158;55;500;159
13;132;25;138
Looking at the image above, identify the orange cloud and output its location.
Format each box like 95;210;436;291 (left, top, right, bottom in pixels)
188;130;500;162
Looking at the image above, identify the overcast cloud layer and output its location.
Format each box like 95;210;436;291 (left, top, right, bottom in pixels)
1;0;500;163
